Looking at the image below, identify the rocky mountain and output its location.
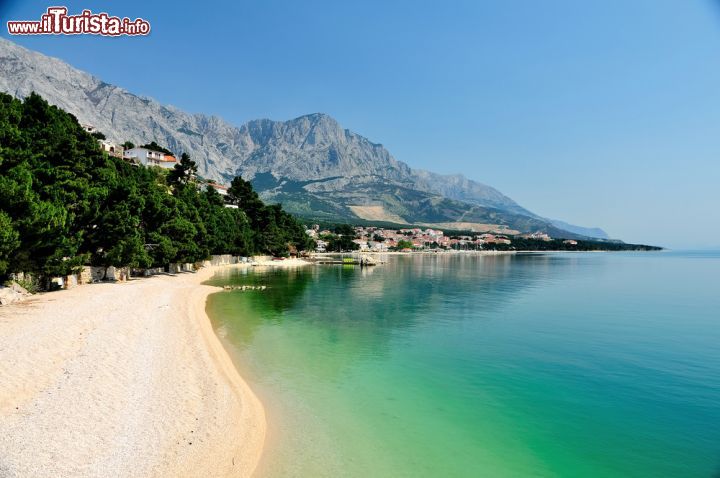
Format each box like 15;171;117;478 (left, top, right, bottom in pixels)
548;219;609;240
0;37;608;238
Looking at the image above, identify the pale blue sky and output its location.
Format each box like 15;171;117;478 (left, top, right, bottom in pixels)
2;0;719;248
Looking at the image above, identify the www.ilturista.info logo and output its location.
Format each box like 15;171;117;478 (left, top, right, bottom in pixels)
7;7;150;36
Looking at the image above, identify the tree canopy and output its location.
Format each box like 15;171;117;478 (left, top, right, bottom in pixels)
0;92;314;283
139;141;174;155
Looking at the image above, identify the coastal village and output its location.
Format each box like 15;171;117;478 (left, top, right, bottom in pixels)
308;225;577;253
84;124;579;256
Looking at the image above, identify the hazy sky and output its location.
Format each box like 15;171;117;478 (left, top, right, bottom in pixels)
2;0;719;248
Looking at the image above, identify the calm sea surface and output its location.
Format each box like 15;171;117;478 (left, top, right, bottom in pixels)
205;251;720;477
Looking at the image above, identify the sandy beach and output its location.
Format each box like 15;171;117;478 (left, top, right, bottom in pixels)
0;265;265;478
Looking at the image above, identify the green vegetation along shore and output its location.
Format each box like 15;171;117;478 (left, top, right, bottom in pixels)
0;92;313;287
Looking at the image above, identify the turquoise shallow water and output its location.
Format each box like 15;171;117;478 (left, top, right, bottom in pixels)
206;252;720;477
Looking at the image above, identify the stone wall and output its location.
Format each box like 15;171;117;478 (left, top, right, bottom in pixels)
87;266;130;282
132;267;165;277
63;274;79;289
168;263;195;274
206;255;248;266
79;266;93;285
4;255;249;299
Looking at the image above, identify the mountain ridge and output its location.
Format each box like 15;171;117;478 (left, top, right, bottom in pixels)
0;37;608;239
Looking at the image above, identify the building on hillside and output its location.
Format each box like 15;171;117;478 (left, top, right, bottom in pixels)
353;240;369;251
208;182;229;196
81;123;97;134
523;231;552;241
480;234;512;245
98;140;124;159
563;239;578;245
197;180;236;208
368;241;388;252
123;147;177;169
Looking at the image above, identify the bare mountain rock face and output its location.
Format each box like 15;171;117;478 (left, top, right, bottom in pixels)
0;37;608;238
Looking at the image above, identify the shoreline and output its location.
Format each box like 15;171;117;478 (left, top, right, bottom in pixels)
313;250;517;256
0;264;265;477
191;265;267;475
314;249;660;255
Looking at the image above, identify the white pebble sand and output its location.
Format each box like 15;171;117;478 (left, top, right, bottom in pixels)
0;265;266;478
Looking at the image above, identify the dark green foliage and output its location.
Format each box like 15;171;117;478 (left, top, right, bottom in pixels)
0;92;107;277
229;176;314;256
333;224;355;236
0;92;313;283
322;223;358;252
229;176;265;222
201;186;253;256
480;238;662;252
90;131;106;140
122;141;135;149
167;152;198;186
327;235;360;252
139;141;173;155
0;211;19;275
394;240;414;250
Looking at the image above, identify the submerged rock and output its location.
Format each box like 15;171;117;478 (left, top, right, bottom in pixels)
221;285;268;292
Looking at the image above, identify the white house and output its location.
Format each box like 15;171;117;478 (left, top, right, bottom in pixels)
124;147;177;169
99;140;123;158
316;240;328;253
353;240;369;251
208;183;229;196
199;181;235;207
368;241;388;252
